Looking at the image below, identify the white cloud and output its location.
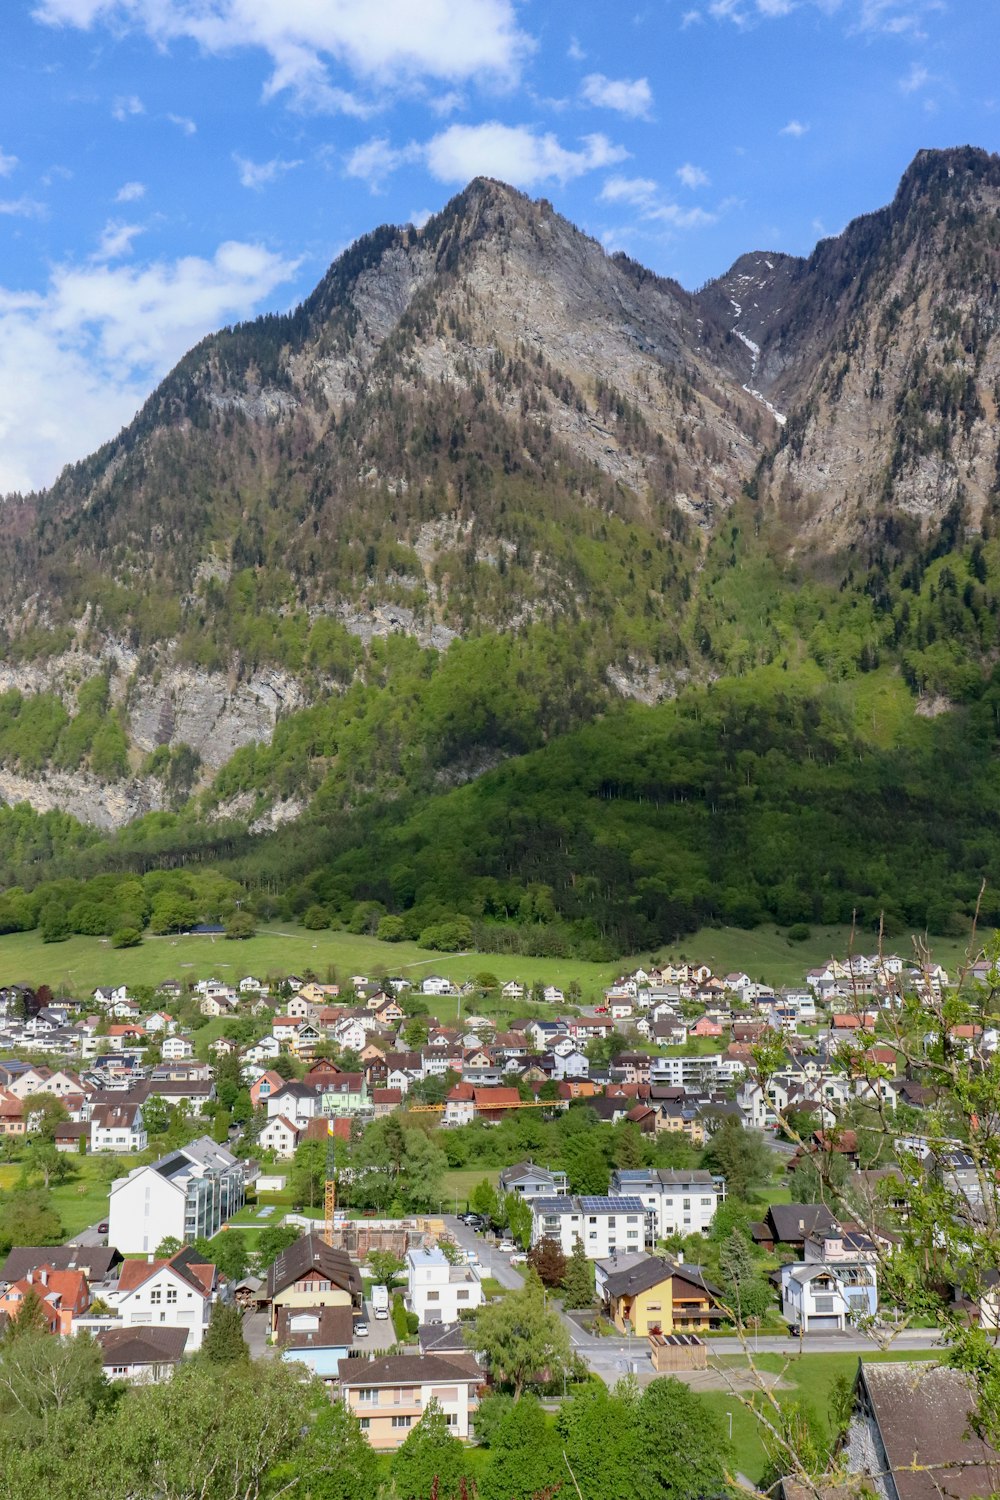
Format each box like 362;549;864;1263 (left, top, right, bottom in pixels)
345;136;421;190
567;36;586;61
899;61;930;92
681;9;703;23
677;162;710;189
410;207;433;229
0;148;17;178
0;196;46;219
112;93;144;121
233;154;302;190
167;112;197;135
93;220;144;259
428;90;465;117
600;173;718;228
34;0;533;111
426;122;628;188
581;72;653;119
0;239;297;493
779;118;809;136
115;180;145;202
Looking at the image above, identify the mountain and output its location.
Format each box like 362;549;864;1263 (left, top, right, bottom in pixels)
3;148;1000;957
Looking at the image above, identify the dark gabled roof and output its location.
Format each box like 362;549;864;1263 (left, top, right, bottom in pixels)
603;1255;676;1299
767;1202;838;1243
276;1304;355;1350
418;1321;478;1355
338;1352;480;1386
266;1232;361;1300
860;1361;1000;1500
2;1244;122;1281
97;1326;189;1365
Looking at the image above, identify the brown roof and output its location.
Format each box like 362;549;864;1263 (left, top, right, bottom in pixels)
117;1249;215;1297
860;1361;1000;1500
97;1326;189;1365
266;1232;361;1299
2;1245;121;1281
338;1352;480;1387
276;1304;355;1350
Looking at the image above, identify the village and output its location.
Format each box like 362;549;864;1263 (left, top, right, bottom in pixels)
0;943;996;1491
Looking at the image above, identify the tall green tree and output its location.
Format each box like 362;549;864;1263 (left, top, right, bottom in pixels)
200;1301;248;1364
561;1239;595;1310
391;1399;469;1500
701;1120;771;1201
480;1394;563;1500
634;1378;732;1500
466;1270;569;1399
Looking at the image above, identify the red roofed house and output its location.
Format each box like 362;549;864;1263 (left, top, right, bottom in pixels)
108;1248;220;1351
0;1088;25;1136
250;1070;286;1109
473;1086;522;1123
372;1088;403;1118
258;1114;302;1159
444;1082;475;1126
0;1263;91;1335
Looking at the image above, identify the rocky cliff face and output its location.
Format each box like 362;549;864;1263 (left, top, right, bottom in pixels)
2;149;1000;829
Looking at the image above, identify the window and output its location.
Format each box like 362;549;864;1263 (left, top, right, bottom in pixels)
150;1289;161;1305
588;1232;597;1240
626;1215;639;1224
359;1418;370;1431
166;1288;177;1305
682;1199;691;1210
392;1416;412;1429
357;1389;378;1404
701;1198;713;1207
111;1366;128;1377
588;1216;597;1225
457;1290;469;1301
814;1296;835;1313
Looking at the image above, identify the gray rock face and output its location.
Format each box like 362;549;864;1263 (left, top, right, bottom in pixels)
0;765;166;831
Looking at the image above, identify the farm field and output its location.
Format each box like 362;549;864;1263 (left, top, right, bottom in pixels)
0;919;982;1000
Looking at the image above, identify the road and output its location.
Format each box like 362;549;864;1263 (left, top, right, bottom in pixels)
67;1221;108;1248
441;1217;947;1375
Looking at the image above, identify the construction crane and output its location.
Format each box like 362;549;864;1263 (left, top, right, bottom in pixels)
323;1117;338;1247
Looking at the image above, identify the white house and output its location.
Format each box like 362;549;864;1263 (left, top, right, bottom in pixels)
610;1169;724;1238
258;1115;301;1159
106;1248;222;1351
530;1195;651;1259
239;977;264;994
108;1138;246;1255
90;1102;148;1154
244;1035;281;1065
161;1036;194;1062
421;977;455;997
405;1245;483;1324
779;1260;878;1333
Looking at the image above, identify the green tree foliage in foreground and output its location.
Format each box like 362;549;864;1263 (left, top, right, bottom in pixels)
466;1270;570;1400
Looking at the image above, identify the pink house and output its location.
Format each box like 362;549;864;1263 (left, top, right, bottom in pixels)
691;1016;723;1038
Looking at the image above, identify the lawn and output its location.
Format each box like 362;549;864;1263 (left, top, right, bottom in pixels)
441;1167;499;1213
0;918;982;1003
0;1155;118;1238
701;1348;938;1484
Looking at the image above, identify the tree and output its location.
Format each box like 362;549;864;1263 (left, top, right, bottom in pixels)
367;1250;405;1292
111;926;142;948
28;1094;68;1145
469;1177;500;1223
480;1394;563;1500
718;1229;772;1325
3;1285;50;1340
466;1270;570;1399
562;1130;610;1195
634;1377;732;1500
501;1190;532;1249
0;1327;105;1440
0;1190;62;1255
200;1300;249;1364
391;1399;469;1500
701;1119;771;1201
614;1121;645;1169
256;1223;300;1271
561;1238;595;1310
144;1095;170;1137
527;1236;566;1287
155;1235;182;1258
205;1230;250;1281
224;911;256;940
556;1379;638;1500
289;1139;327;1209
275;1399;380;1500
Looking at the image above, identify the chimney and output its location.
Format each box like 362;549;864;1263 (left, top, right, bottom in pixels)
147;1253;154;1264
39;1269;48;1286
677;1251;684;1265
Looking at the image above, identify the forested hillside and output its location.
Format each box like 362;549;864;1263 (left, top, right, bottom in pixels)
2;149;1000;957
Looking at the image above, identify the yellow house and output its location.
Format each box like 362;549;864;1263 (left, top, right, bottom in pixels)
601;1255;718;1335
265;1232;361;1334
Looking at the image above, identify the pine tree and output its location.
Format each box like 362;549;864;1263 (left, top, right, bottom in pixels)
201;1300;248;1363
561;1238;595;1310
4;1285;50;1340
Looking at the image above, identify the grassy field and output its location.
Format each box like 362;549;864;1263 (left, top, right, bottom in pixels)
701;1348;938;1483
0;918;983;1002
0;1155;116;1238
441;1167;499;1213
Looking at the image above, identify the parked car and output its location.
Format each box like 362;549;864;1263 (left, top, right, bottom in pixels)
97;1221;109;1234
787;1323;801;1338
354;1321;369;1338
510;1253;528;1266
497;1239;515;1253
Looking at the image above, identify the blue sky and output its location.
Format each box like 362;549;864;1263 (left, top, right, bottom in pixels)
1;0;998;492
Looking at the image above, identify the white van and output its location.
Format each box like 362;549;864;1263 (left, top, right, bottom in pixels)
371;1284;390;1319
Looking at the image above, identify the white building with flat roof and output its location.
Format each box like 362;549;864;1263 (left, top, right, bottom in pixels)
405;1245;484;1325
108;1137;246;1254
610;1169;724;1238
530;1196;652;1259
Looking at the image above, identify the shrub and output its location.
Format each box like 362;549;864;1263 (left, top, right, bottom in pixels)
786;923;812;943
111;926;142;948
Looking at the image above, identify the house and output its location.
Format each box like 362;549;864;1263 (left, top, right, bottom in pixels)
498;1161;568;1199
750;1203;838;1254
161;1036;194;1062
610;1168;725;1238
249;1070;286;1109
266;1233;362;1335
0;1263;91;1335
245;1035;282;1065
108;1248;220;1351
501;982;524;1000
97;1326;189;1383
421;977;455;997
145;1013;176;1035
372;1088;403;1118
531;1195;651;1258
405;1245;484;1324
339;1353;481;1448
321;1074;369;1116
841;1359;1000;1500
1;1245;122;1284
473;1086;522;1122
276;1304;355;1378
108;1138;247;1254
779;1259;877;1332
596;1252;721;1335
258;1115;301;1159
90;1102;148;1154
267;1081;320;1125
